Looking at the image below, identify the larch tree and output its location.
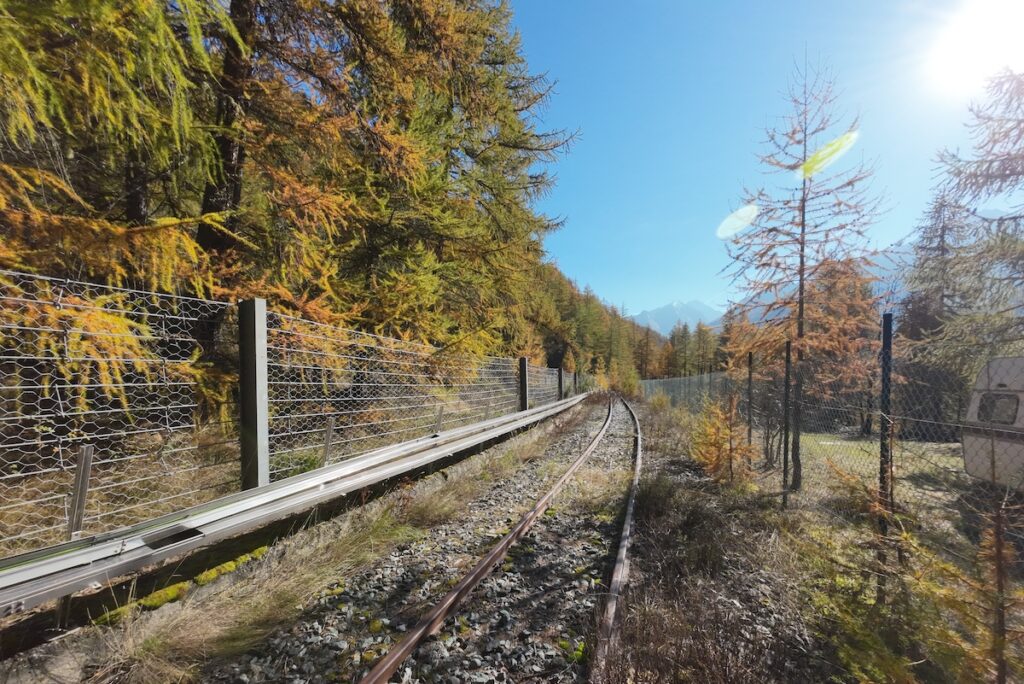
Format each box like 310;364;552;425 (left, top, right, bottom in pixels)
0;0;651;394
636;327;655;378
724;63;880;490
196;0;255;254
0;0;237;291
692;322;719;376
668;322;691;376
936;70;1024;364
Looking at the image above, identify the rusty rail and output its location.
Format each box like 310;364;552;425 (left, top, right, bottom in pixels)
359;396;616;683
592;397;643;679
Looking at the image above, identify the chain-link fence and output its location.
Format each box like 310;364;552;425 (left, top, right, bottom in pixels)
0;270;238;558
0;269;587;560
753;329;1024;536
787;329;1024;564
641;373;731;413
642;323;1024;521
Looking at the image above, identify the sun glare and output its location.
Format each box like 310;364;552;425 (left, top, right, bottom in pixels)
926;0;1024;98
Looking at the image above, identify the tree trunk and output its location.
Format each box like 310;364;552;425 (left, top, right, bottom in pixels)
791;175;808;491
197;0;256;253
791;86;810;492
124;148;148;226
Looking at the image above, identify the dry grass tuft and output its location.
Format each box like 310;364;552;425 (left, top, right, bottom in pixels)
599;403;821;683
562;467;632;518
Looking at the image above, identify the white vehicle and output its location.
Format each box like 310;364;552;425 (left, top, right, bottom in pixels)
963;357;1024;487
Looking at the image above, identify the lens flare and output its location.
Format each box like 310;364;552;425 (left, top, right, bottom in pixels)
716;204;759;240
926;0;1024;98
798;130;859;180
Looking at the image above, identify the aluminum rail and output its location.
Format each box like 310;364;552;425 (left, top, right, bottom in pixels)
592;397;643;679
0;395;587;619
359;397;616;684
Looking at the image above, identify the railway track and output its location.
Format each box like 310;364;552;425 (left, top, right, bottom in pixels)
358;395;643;683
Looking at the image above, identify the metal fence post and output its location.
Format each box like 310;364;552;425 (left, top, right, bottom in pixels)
573;370;579;396
874;312;895;604
518;357;529;411
67;444;94;540
321;416;335;468
558;368;564;400
747;351;753;446
433;403;445;435
239;298;270;489
56;443;94;629
878;312;894;520
782;341;791;509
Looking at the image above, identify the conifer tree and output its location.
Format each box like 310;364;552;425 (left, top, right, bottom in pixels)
934;70;1024;361
724;63;880;490
668;322;691;376
692;323;718;376
0;0;237;290
0;0;649;394
905;195;976;338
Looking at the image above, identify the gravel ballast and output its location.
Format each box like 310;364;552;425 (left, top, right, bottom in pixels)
393;399;637;684
208;398;638;683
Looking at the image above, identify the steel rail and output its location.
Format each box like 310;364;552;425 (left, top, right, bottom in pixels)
359;396;616;684
592;397;643;679
0;395;587;619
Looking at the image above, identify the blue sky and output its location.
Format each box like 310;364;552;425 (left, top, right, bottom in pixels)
511;0;1006;315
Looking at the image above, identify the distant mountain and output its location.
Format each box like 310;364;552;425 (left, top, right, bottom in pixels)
630;300;723;334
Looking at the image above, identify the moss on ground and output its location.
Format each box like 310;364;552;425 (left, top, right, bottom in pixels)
137;582;191;610
94;603;135;626
93;545;270;625
195;561;237;586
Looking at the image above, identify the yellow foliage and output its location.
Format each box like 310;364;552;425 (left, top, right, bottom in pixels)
0;283;208;413
0;0;643;416
689;398;756;483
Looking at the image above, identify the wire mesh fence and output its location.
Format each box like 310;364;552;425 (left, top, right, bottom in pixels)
792;335;1024;561
0;270;238;558
642;327;1024;523
641;373;731;413
266;313;523;481
527;364;560;408
0;269;585;560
